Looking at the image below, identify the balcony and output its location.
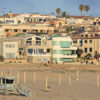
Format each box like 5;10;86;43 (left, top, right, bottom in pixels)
27;53;51;57
53;54;77;58
62;46;77;50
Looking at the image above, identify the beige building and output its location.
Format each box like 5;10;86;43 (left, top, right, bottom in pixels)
26;35;52;63
0;24;56;37
72;32;100;57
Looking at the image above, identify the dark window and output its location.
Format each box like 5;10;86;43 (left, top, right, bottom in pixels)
5;29;9;32
89;48;92;52
26;41;32;45
27;38;32;40
98;22;100;25
89;40;92;43
85;35;88;37
84;48;87;53
94;22;96;25
36;41;41;45
85;40;87;43
90;35;93;37
47;49;50;53
36;37;41;40
73;41;77;43
14;29;18;32
28;49;33;54
23;29;26;32
19;48;23;50
38;49;44;53
2;79;14;84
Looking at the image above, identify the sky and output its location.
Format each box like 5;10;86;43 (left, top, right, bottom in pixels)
0;0;99;17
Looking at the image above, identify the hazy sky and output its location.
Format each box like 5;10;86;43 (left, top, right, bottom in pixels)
0;0;99;17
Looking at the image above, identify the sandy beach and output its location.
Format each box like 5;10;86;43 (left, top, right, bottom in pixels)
0;63;100;100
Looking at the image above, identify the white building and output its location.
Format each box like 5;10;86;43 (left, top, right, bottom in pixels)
0;41;19;59
52;35;77;64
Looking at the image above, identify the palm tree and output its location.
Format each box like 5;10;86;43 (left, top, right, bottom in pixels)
56;8;61;17
84;5;90;16
62;11;66;17
79;4;84;16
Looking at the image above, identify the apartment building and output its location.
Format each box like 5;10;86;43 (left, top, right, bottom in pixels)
52;34;77;64
0;40;19;59
26;35;52;63
72;33;100;57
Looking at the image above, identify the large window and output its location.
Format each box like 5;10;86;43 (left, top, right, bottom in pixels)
5;44;15;48
61;42;71;48
53;50;62;54
62;50;72;55
6;53;15;59
73;40;77;44
28;49;33;54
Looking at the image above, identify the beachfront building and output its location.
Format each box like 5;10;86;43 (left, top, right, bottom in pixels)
0;40;19;59
52;35;77;64
26;35;52;63
72;32;100;57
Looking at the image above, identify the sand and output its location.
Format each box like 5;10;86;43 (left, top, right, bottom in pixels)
0;63;100;100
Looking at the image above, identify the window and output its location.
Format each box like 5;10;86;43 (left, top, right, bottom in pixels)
38;49;44;53
14;29;18;32
5;29;9;32
28;49;33;54
5;44;15;48
26;41;32;45
94;22;96;25
36;41;41;45
98;22;100;25
19;48;23;50
90;35;93;37
73;40;77;44
84;40;87;43
89;40;92;43
85;35;88;37
89;48;92;52
47;49;50;53
23;29;27;32
59;22;62;26
84;48;87;53
36;37;41;40
27;38;32;40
